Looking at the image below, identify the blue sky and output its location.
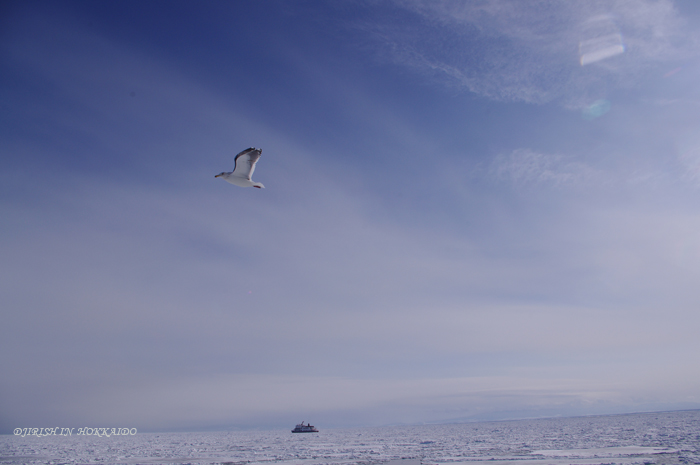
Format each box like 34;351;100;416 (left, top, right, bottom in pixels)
2;0;700;432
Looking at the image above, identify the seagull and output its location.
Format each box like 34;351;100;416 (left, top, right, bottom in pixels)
215;147;265;188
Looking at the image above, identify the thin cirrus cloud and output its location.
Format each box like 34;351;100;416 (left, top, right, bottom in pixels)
491;149;603;186
3;1;700;432
363;0;696;106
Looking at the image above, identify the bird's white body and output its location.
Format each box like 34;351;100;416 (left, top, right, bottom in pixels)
215;147;265;188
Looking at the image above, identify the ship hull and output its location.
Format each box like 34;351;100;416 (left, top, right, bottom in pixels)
292;421;318;433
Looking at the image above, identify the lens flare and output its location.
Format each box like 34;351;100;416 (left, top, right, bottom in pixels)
579;15;625;66
582;99;611;120
664;67;682;78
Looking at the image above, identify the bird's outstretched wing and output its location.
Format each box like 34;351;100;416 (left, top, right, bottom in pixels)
232;147;262;180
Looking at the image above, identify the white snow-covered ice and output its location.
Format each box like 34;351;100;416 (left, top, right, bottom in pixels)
1;410;698;465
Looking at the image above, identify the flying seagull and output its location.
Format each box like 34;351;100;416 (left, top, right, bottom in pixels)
215;147;265;188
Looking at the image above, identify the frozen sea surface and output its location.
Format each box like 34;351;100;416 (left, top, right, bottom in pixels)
1;410;698;465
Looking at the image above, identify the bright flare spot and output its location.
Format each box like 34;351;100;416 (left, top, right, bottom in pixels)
582;99;611;120
579;15;625;66
579;34;625;65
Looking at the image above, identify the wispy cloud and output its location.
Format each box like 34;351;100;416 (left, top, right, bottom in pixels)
491;149;602;186
363;0;696;106
3;1;700;431
676;130;700;184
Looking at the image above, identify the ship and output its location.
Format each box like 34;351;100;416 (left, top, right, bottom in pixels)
291;421;319;433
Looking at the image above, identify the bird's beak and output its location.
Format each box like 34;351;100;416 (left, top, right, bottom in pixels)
215;174;221;178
